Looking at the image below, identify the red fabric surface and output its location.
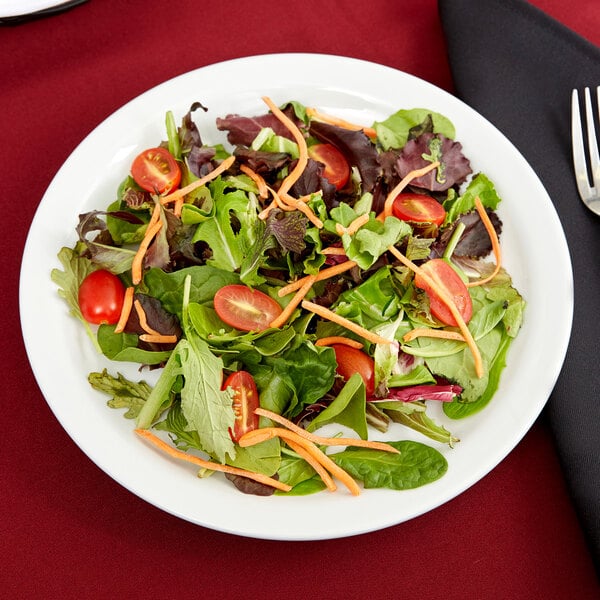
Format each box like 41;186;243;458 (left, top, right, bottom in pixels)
2;0;598;597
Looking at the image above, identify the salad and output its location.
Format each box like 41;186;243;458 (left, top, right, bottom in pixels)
52;96;524;497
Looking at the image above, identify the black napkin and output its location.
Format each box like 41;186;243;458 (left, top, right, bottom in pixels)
439;0;600;570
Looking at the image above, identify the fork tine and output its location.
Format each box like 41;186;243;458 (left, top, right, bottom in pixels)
572;88;592;199
584;87;600;189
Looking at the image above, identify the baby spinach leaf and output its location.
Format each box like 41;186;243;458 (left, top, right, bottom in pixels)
331;440;447;490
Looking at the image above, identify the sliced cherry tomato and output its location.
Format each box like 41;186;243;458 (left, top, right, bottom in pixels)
78;270;125;325
331;344;375;396
214;285;283;332
222;371;260;442
131;147;181;194
308;143;351;190
392;193;446;226
414;259;472;326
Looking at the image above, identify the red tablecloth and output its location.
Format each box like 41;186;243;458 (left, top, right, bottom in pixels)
2;0;599;597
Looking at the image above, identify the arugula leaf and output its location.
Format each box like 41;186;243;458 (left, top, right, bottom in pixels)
177;338;236;463
191;177;258;272
88;369;152;419
331;440;447;489
385;403;459;446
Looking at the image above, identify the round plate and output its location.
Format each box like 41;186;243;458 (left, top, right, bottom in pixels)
19;53;573;540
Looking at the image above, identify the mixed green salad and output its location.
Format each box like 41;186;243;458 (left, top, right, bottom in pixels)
52;96;524;496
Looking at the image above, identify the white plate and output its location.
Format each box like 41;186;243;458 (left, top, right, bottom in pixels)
19;53;573;540
0;1;73;17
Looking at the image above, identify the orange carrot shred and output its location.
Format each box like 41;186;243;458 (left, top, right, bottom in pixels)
134;299;162;336
131;220;162;285
321;247;347;255
335;212;370;237
284;438;337;492
466;196;502;287
134;428;291;492
254;407;399;454
261;96;308;197
306;106;377;139
240;164;269;199
315;336;364;349
388;245;483;377
302;300;392;346
161;155;235;205
278;260;357;297
269;275;316;329
114;286;134;334
378;161;441;221
139;333;178;344
239;426;361;496
403;328;466;343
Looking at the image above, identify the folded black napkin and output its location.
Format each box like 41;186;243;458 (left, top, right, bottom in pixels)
439;0;600;570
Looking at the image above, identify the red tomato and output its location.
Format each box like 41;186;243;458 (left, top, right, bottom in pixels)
392;193;446;226
308;143;351;190
78;270;125;325
222;371;260;442
331;344;375;396
131;147;181;194
214;285;283;332
414;259;472;326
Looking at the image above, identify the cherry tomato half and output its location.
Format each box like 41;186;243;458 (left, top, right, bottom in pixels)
414;259;472;326
131;147;181;194
78;270;126;325
222;371;260;442
331;344;375;396
392;193;446;226
213;285;283;332
308;143;351;190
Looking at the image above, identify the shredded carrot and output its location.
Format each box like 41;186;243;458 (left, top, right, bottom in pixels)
131;220;162;285
378;161;441;221
306;106;377;139
278;260;357;297
254;407;399;454
134;428;291;492
147;201;161;229
239;427;361;496
269;275;316;329
261;96;308;197
466;196;502;287
336;212;370;237
321;246;347;255
240;164;269;199
114;286;135;334
388;245;483;377
315;336;364;349
284;438;337;492
403;328;466;343
139;333;178;344
134;299;162;336
161;155;236;205
301;300;392;346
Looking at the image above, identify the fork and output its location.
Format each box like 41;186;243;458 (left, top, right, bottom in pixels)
571;87;600;216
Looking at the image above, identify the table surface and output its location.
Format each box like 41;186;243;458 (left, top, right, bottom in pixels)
2;0;599;597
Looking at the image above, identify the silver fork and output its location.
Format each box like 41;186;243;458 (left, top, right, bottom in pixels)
571;87;600;216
